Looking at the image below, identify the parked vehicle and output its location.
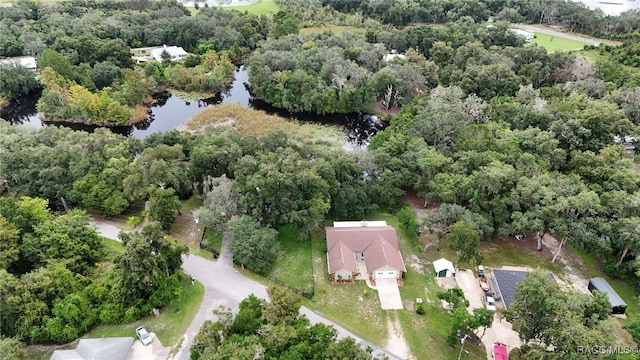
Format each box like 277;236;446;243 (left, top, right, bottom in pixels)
477;265;485;278
136;326;153;346
485;296;496;311
492;342;508;359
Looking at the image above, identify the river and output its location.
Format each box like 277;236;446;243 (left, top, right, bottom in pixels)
0;66;385;144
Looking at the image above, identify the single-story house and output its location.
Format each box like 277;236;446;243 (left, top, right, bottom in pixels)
0;56;37;71
50;337;134;360
150;45;188;62
588;277;627;315
433;258;455;277
326;221;406;281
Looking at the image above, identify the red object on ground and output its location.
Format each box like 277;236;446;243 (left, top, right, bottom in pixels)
493;342;508;360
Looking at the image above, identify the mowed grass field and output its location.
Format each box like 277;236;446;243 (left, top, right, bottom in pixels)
529;32;591;52
190;0;278;15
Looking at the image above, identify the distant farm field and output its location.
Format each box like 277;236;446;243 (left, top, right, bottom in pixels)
222;0;278;14
529;32;591;52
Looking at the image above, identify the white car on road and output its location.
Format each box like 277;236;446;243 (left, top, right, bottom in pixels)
136;326;153;346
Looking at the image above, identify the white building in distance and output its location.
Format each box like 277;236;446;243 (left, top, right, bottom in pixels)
150;45;188;62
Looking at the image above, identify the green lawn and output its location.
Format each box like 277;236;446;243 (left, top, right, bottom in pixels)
87;275;204;347
268;225;314;295
181;194;203;212
222;0;278;15
573;247;639;319
102;237;125;261
529;33;590;52
299;25;364;36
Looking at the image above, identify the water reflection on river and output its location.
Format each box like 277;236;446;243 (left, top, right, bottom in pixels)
0;66;385;144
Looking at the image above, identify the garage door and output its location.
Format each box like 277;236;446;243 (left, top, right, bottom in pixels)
375;271;397;278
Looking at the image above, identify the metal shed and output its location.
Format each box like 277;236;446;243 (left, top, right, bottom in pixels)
588;277;627;315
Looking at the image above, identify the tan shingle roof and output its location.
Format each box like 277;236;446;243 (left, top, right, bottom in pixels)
326;226;405;274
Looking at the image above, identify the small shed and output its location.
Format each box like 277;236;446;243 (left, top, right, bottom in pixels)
588;277;627;315
433;258;455;277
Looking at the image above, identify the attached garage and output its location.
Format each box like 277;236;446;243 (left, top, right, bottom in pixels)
375;270;398;279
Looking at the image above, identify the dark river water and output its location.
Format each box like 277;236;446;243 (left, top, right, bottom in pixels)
1;66;385;144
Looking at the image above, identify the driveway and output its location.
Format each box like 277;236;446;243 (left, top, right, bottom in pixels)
127;333;169;360
455;269;484;310
91;219;402;360
375;278;403;310
455;268;521;360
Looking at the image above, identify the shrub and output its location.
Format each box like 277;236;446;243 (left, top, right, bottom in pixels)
397;204;419;237
416;304;425;315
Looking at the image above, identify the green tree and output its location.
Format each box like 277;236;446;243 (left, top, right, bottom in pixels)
437;287;469;310
147;187;181;231
197;175;238;231
0;215;20;270
271;11;299;39
22;210;104;274
447;221;483;267
504;270;613;358
0;63;39;98
0;336;27;360
90;61;122;90
226;216;279;275
115;222;187;302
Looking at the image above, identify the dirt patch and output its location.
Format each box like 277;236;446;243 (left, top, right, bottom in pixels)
371;101;401;117
435;277;457;290
404;299;415;312
408;254;426;274
384;316;415;360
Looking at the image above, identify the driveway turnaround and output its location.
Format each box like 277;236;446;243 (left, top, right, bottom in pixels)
376;278;403;310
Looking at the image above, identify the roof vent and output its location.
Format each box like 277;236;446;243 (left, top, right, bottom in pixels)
361;220;368;227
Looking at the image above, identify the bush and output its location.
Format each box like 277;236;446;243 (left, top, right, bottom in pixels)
416;304;425;315
397;204;419;237
624;318;640;343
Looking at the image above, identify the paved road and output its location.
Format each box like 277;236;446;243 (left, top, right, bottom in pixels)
91;219;403;360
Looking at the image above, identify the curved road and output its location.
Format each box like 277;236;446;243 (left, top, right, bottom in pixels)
91;220;403;360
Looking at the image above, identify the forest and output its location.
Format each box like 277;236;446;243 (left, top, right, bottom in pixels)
2;0;640;358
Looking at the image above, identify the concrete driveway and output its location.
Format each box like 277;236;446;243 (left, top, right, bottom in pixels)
376;278;403;310
127;333;169;360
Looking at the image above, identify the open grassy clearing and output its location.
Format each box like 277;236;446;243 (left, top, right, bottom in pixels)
87;276;204;347
529;32;590;52
268;225;314;294
299;25;364;36
102;237;125;260
222;0;278;14
182;103;347;147
203;227;223;253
